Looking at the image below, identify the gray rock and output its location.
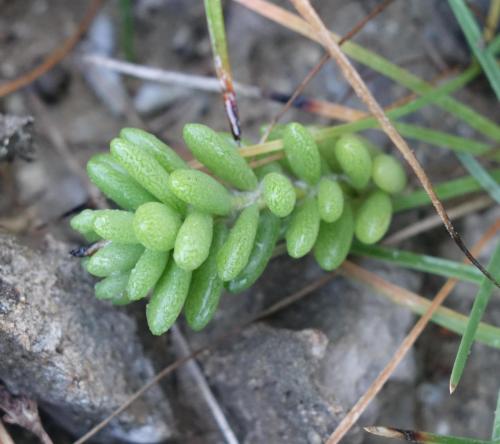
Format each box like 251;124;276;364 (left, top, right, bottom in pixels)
0;114;34;162
201;324;343;444
267;258;419;439
183;255;420;443
0;233;174;443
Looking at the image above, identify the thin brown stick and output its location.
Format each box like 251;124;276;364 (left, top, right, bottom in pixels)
0;0;103;98
289;0;499;288
328;219;500;444
260;0;394;143
72;271;337;443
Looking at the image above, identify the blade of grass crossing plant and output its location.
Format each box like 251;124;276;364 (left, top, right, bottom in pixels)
205;0;242;141
234;0;500;141
493;389;500;441
340;260;500;349
239;67;496;161
456;153;500;204
394;123;492;156
313;65;488;148
364;426;494;443
450;240;500;393
392;168;500;212
448;0;500;99
290;0;500;288
351;243;483;284
119;0;134;61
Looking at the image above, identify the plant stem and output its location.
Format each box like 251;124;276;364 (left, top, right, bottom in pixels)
450;240;500;393
340;260;500;349
351;243;483;284
456;153;500;204
449;0;500;99
234;0;500;141
205;0;242;140
119;0;134;61
392;169;500;212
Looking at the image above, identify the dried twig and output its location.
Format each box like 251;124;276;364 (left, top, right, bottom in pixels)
82;54;364;122
289;0;499;288
0;385;53;444
0;0;103;98
328;219;500;444
171;326;239;444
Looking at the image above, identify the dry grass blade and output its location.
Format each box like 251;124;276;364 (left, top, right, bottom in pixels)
205;0;242;141
261;0;395;143
289;0;499;288
0;0;103;98
72;272;338;443
326;219;500;443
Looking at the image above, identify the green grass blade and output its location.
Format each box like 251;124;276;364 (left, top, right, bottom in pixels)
339;34;500;141
450;240;500;392
315;121;494;157
351;243;483;284
237;0;500;139
394;123;492;156
456;153;500;204
244;65;495;160
488;34;500;54
119;0;135;61
448;0;500;99
392;168;500;212
493;389;500;441
341;263;500;349
312;63;493;151
365;426;495;443
205;0;231;71
204;0;242;139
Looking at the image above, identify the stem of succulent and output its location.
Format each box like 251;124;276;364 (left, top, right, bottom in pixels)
231;179;311;212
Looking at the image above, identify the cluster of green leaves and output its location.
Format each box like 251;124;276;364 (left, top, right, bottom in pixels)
71;123;407;335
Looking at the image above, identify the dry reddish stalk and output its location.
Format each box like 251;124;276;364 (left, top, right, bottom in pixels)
260;0;394;143
289;0;499;288
0;0;103;98
329;218;500;444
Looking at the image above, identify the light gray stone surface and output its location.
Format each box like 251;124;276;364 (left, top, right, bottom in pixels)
0;233;174;443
